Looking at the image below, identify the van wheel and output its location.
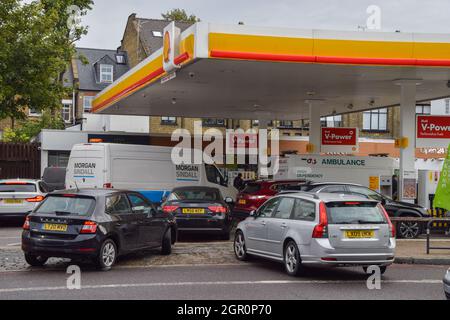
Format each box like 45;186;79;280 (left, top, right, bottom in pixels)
24;253;48;267
161;229;172;255
96;239;117;271
284;241;305;277
363;266;387;275
234;231;248;261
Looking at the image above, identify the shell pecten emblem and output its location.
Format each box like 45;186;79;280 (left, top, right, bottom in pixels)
163;31;171;63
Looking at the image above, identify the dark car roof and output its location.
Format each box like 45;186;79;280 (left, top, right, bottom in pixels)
171;186;220;192
50;188;136;197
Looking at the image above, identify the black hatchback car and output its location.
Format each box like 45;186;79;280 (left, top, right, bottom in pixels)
280;182;430;239
162;186;233;240
22;189;177;270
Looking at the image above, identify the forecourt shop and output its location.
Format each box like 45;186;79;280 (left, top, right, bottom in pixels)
92;21;450;203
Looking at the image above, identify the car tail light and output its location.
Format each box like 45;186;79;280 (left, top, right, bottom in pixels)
103;183;112;188
80;221;98;234
162;205;179;213
23;216;30;230
312;201;328;238
378;204;395;238
26;195;44;203
208;206;228;213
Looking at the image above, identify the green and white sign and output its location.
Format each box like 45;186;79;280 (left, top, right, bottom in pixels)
433;144;450;210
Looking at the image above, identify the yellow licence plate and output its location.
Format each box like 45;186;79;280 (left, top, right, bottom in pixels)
345;230;375;239
182;208;205;214
43;223;68;232
4;199;23;204
238;199;246;205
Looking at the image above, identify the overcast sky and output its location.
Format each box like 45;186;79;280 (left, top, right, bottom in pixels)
76;0;450;49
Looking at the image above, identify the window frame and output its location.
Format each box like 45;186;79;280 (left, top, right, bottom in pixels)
271;196;296;219
291;198;316;222
99;64;114;83
83;96;95;113
105;193;132;215
160;116;177;125
362;108;388;132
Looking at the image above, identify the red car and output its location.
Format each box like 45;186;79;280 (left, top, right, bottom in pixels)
233;180;307;219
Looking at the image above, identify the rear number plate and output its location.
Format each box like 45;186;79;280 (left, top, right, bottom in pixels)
43;223;68;232
238;199;246;205
345;230;374;239
182;208;205;214
3;199;23;204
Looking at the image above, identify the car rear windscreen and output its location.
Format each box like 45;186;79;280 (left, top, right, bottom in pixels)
325;201;387;224
241;183;261;194
168;189;221;202
0;183;36;193
36;196;95;216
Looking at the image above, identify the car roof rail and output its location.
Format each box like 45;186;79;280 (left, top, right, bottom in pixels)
278;190;320;200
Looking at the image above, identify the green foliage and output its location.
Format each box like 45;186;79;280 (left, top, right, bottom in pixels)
161;8;200;23
2;112;65;143
0;0;93;121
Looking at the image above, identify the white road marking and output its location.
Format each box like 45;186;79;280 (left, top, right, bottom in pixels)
6;242;21;247
0;279;443;294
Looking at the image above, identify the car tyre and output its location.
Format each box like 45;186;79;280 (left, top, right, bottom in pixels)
161;228;172;255
363;265;387;275
96;239;117;271
284;240;305;277
397;219;422;239
446;292;450;300
234;230;248;261
24;253;48;267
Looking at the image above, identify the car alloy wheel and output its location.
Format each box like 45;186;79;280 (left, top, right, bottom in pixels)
101;240;116;269
398;221;420;239
234;231;247;260
285;243;298;273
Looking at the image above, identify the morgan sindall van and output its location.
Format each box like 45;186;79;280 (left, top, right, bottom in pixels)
65;143;237;203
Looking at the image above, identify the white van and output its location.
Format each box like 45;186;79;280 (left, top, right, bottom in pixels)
65;143;237;203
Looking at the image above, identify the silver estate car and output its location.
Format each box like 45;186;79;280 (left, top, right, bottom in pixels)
234;192;396;276
0;179;48;220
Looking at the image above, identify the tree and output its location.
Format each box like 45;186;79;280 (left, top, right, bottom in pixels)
2;112;65;143
0;0;93;123
161;8;200;23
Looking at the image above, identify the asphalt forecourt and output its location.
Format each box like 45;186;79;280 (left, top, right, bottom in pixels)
1;225;450;272
0;262;447;300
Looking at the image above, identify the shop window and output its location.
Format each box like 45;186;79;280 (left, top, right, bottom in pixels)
363;108;388;131
279;120;293;128
416;105;431;115
161;117;177;125
62;102;72;123
202;119;226;127
321;115;342;128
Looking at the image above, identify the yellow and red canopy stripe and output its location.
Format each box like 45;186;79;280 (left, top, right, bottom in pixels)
209;33;450;67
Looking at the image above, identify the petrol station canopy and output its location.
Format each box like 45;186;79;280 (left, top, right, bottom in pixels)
92;23;450;120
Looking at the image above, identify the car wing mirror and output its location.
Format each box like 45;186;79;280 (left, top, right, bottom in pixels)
224;197;234;204
250;210;256;217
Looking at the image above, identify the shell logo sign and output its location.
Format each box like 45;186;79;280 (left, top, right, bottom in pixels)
320;127;359;153
163;31;171;63
163;22;181;73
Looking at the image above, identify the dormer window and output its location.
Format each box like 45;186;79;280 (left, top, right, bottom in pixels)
115;55;125;64
152;31;163;37
100;64;113;83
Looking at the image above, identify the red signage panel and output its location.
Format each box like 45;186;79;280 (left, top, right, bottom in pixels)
321;127;358;146
417;115;450;139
